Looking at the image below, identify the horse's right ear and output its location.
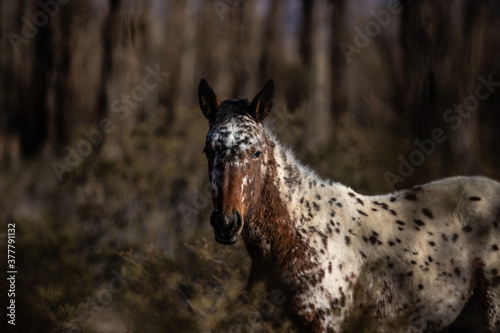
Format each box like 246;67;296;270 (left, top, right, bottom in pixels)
249;79;274;123
199;79;220;122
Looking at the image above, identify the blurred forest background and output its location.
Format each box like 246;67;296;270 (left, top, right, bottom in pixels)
1;0;500;332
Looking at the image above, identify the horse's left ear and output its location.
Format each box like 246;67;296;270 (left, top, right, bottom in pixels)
199;79;220;122
249;79;274;123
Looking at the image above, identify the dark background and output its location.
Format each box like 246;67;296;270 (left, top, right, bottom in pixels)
1;0;500;332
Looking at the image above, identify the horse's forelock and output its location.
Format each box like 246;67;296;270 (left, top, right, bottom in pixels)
212;98;251;124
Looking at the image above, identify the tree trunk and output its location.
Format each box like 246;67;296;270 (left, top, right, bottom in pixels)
258;0;282;85
302;0;332;149
399;0;441;139
20;2;51;157
448;0;492;171
329;0;347;119
53;1;74;152
96;0;122;124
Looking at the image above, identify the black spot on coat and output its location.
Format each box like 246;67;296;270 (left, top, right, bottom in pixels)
357;210;368;217
422;208;434;219
405;193;417;201
414;219;425;227
462;226;473;233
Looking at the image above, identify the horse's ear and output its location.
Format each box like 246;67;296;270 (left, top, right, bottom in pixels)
249;79;274;123
199;79;220;122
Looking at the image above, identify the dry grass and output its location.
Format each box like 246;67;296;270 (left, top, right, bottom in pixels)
1;104;498;333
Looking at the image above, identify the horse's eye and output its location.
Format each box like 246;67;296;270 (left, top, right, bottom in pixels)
252;151;262;159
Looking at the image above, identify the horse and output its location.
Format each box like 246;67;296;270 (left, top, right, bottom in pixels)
198;78;500;333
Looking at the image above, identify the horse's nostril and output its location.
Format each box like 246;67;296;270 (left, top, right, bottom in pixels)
210;210;243;228
210;209;244;244
234;210;242;224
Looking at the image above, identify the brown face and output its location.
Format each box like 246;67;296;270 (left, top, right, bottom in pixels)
199;78;275;245
204;118;265;244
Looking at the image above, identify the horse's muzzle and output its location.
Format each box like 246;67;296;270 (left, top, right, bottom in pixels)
210;210;243;244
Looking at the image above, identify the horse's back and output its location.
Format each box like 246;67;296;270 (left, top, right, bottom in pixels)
407;176;500;298
422;176;500;231
399;176;500;252
367;176;500;331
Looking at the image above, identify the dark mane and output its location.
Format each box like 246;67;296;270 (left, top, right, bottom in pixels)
213;98;250;124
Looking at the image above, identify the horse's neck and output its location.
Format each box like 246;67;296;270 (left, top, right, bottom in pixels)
243;134;318;268
266;134;328;220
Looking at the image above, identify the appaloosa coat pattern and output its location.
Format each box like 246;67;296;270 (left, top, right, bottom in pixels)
198;79;500;333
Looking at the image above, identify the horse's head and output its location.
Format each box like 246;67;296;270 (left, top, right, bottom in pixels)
198;79;275;244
